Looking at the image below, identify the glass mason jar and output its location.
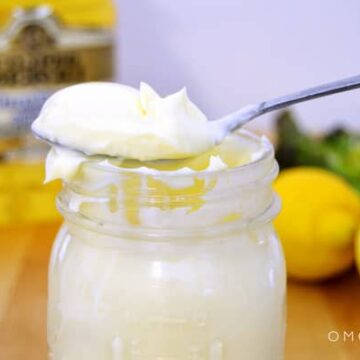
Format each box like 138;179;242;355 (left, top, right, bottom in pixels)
48;131;286;360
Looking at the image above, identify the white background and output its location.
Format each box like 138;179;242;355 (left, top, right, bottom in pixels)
116;0;360;133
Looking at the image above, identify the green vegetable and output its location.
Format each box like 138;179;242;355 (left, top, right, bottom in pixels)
275;111;360;192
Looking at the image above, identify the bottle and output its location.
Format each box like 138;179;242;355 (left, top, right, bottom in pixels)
0;0;116;226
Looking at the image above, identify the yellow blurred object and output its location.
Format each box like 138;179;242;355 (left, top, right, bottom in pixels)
0;0;116;227
354;226;360;275
0;0;115;28
274;167;360;281
0;160;61;226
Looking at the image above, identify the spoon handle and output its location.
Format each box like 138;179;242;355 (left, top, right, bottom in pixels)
261;74;360;114
218;74;360;135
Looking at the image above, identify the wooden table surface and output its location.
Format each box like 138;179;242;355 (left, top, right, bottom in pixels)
1;224;360;360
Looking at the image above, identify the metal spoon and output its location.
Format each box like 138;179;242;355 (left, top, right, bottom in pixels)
210;74;360;144
33;74;360;158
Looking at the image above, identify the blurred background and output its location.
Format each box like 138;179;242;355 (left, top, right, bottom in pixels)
1;1;360;359
118;0;360;134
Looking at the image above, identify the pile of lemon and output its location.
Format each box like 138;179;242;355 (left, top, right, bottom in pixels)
274;167;360;281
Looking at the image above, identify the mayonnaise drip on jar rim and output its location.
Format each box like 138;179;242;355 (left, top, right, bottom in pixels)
43;133;269;183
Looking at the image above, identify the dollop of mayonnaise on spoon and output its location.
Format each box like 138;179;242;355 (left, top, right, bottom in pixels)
32;82;216;161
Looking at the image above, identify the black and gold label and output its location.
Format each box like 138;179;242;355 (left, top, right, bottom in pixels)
0;8;114;137
0;24;113;87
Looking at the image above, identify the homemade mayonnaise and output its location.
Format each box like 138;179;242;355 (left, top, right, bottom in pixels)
38;83;286;360
32;82;217;162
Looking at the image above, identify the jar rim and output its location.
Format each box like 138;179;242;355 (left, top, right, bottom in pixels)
68;129;274;181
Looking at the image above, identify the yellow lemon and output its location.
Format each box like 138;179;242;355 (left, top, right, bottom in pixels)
274;167;360;281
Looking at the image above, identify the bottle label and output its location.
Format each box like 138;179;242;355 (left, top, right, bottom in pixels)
0;89;52;137
0;7;114;139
